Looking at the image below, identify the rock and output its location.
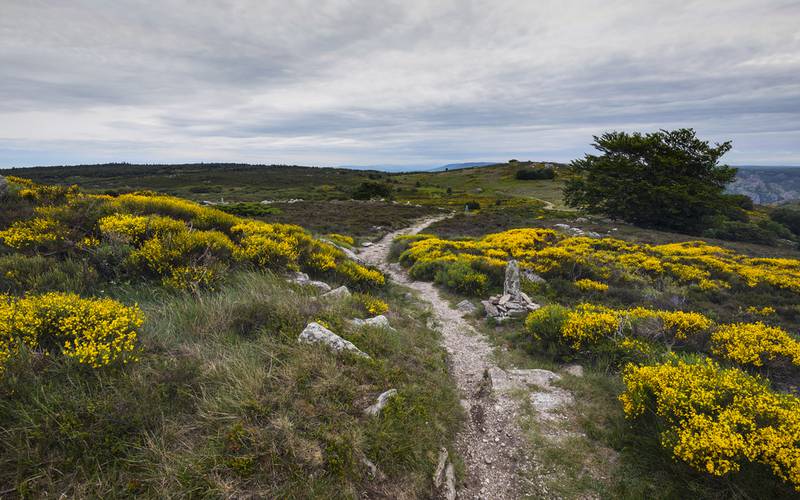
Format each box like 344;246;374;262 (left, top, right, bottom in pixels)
321;286;351;301
553;223;570;230
482;300;499;317
351;315;395;331
298;322;369;358
443;463;456;500
361;456;385;480
456;299;477;314
503;259;522;301
364;388;398;416
586;231;602;239
362;241;373;247
290;271;310;283
433;448;449;489
307;280;332;292
522;270;546;284
323;239;367;264
520;291;533;304
0;176;7;198
575;217;589;223
564;364;584;377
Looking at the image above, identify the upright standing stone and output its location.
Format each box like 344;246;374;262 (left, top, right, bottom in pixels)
503;259;522;301
0;176;7;199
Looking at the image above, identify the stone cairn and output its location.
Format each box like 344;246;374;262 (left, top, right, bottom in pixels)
482;259;540;322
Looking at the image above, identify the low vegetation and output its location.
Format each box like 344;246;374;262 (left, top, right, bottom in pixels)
0;177;461;497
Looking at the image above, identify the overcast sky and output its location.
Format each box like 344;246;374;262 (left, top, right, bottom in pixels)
1;0;799;169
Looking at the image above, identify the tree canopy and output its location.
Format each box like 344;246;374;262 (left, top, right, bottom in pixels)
563;128;737;233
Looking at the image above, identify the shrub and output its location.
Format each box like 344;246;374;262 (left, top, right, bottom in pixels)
515;168;555;180
464;201;481;211
352;182;391;200
620;358;800;491
771;207;800;236
710;322;800;368
0;292;142;371
574;278;608;293
434;261;489;296
524;304;569;343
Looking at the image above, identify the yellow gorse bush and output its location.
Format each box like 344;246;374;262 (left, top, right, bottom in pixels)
0;292;142;371
711;322;800;368
0;217;69;250
574;278;609;292
620;358;800;490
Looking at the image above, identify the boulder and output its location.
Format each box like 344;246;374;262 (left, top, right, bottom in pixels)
321;286;351;301
364;388;397;416
298;322;369;358
351;315;395;331
456;299;477;314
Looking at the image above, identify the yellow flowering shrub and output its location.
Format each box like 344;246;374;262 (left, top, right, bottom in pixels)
0;292;142;371
0;217;69;250
711;323;800;368
560;303;620;349
746;306;776;317
354;294;389;316
620;358;800;490
574;278;609;292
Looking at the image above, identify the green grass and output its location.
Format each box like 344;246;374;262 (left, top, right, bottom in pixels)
0;271;462;498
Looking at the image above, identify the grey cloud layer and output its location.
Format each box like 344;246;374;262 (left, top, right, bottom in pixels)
1;0;799;167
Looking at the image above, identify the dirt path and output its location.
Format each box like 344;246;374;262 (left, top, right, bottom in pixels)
359;216;571;499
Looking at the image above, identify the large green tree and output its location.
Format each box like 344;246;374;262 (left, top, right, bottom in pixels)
563;128;737;233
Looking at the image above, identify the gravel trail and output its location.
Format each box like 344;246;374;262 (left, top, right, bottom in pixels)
359;216;548;499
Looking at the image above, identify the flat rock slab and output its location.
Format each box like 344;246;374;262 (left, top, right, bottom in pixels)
298;322;369;358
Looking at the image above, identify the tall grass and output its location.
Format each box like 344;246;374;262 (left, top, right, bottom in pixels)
0;271;461;498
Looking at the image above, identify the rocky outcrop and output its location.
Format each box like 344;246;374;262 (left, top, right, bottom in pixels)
364;389;397;416
483;260;540;322
321;285;351;301
298;322;369;357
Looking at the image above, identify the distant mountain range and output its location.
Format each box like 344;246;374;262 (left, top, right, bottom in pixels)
728;166;800;205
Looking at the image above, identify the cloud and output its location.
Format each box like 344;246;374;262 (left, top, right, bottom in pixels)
1;0;799;167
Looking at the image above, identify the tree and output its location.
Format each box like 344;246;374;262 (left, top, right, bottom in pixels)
352;181;392;200
563;129;737;233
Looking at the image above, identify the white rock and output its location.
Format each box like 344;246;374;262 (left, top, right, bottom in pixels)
564;364;584;377
553;223;570;230
433;448;449;489
321;286;351;301
456;299;477;314
362;241;374;247
522;270;546;284
307;280;332;292
351;315;395;331
298;322;369;357
364;388;398;416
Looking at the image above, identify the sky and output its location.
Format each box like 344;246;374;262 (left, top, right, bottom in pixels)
1;0;799;169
